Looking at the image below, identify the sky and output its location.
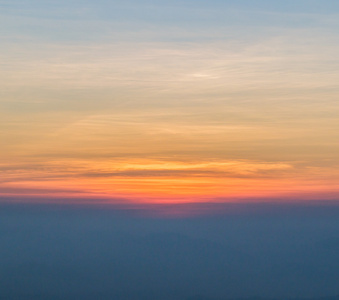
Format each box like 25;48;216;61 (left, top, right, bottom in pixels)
2;2;339;299
1;0;339;205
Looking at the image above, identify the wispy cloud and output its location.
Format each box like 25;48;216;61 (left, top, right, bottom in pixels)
1;0;339;203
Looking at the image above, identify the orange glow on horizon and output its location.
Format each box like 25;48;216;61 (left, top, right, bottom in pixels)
2;158;339;205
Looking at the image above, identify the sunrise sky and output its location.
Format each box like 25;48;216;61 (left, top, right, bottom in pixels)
1;0;339;205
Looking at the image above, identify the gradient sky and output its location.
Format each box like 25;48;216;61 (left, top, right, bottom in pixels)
1;0;339;204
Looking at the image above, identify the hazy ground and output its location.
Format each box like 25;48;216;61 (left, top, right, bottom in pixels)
1;202;339;300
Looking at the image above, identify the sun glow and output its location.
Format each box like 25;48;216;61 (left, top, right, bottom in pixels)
2;157;339;204
2;0;339;206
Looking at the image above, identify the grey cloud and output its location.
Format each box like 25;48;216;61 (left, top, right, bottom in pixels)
80;168;292;179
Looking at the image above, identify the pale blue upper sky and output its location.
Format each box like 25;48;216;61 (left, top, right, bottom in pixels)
2;0;339;44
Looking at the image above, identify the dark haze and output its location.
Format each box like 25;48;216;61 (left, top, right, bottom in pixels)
1;202;339;300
